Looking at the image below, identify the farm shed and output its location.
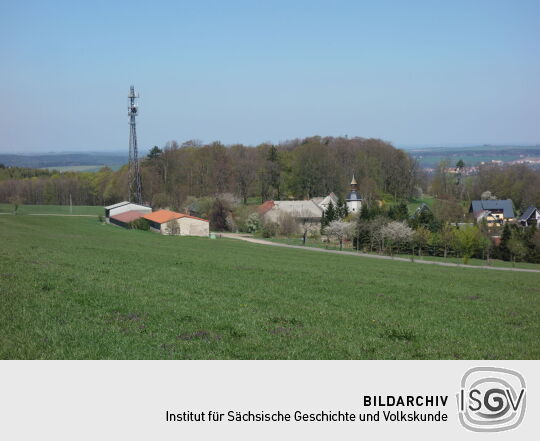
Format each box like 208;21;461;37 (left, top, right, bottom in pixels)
109;210;146;228
104;201;152;222
142;209;209;236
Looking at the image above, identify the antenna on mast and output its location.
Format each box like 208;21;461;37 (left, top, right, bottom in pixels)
127;85;142;204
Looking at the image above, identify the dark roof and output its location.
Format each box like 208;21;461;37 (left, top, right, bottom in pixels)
411;203;431;218
104;201;130;210
469;200;515;218
346;191;361;201
519;206;538;221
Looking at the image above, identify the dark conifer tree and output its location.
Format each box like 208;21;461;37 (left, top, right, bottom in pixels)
498;223;512;261
322;200;336;228
388;202;409;221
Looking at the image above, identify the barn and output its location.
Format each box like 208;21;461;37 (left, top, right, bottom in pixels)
109;210;146;228
104;201;152;222
142;209;209;236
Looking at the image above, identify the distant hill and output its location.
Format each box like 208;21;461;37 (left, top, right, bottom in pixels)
406;145;540;168
0;152;127;169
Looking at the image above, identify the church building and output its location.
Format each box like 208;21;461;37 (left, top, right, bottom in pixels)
346;175;362;213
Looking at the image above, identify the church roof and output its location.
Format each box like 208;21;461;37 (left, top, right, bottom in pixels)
350;175;357;185
346;191;361;201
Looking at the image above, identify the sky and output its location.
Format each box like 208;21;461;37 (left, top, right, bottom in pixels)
1;0;539;153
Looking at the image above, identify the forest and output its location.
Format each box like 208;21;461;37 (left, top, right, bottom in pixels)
1;136;539;213
0;137;421;207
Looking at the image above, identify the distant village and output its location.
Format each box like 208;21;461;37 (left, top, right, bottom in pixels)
104;175;540;243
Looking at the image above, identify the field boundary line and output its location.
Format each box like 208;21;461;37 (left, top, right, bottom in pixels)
220;233;540;273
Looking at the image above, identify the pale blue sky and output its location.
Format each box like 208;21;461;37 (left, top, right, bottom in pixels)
1;0;539;152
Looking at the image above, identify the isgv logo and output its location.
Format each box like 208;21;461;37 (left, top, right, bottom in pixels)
457;367;526;432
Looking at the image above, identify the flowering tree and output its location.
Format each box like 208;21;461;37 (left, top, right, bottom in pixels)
324;220;354;251
380;221;414;256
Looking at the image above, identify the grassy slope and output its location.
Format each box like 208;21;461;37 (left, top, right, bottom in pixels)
265;238;540;270
1;216;539;360
406;195;435;212
0;203;103;215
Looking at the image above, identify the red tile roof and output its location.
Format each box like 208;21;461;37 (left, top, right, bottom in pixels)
258;200;275;215
179;214;209;222
143;209;209;224
110;210;146;223
143;209;183;224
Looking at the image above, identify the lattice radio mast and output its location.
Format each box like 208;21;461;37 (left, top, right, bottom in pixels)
128;85;142;204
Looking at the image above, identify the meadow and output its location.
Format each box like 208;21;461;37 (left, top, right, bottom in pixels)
265;237;540;270
1;214;539;359
0;203;103;216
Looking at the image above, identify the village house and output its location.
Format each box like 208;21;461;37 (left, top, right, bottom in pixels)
142;209;209;236
519;206;539;227
310;192;338;212
104;201;151;223
259;200;323;225
258;176;362;225
469;199;515;226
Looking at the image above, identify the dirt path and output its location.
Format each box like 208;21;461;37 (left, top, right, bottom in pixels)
220;233;540;274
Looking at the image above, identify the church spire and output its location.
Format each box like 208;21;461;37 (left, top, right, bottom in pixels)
350;174;358;191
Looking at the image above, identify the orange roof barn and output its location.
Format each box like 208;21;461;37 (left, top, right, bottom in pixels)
143;209;209;224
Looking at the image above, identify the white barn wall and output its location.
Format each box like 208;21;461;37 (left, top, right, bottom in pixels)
108;203;152;218
156;217;209;236
179;217;209;236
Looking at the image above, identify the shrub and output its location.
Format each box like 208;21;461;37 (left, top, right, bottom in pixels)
261;221;279;238
278;212;298;237
129;218;150;231
245;212;262;233
209;198;229;231
453;225;483;264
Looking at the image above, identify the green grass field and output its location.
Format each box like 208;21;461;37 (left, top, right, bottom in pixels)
266;237;540;270
406;195;435;212
0;203;103;216
1;215;539;359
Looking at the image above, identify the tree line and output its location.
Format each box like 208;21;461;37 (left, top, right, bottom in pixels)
430;160;540;211
0;136;422;207
1;137;539;219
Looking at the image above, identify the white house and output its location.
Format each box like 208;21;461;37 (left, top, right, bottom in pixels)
311;192;338;212
259;175;362;224
259;200;323;223
142;209;209;236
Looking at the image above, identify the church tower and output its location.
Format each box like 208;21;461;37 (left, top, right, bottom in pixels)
346;174;362;213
